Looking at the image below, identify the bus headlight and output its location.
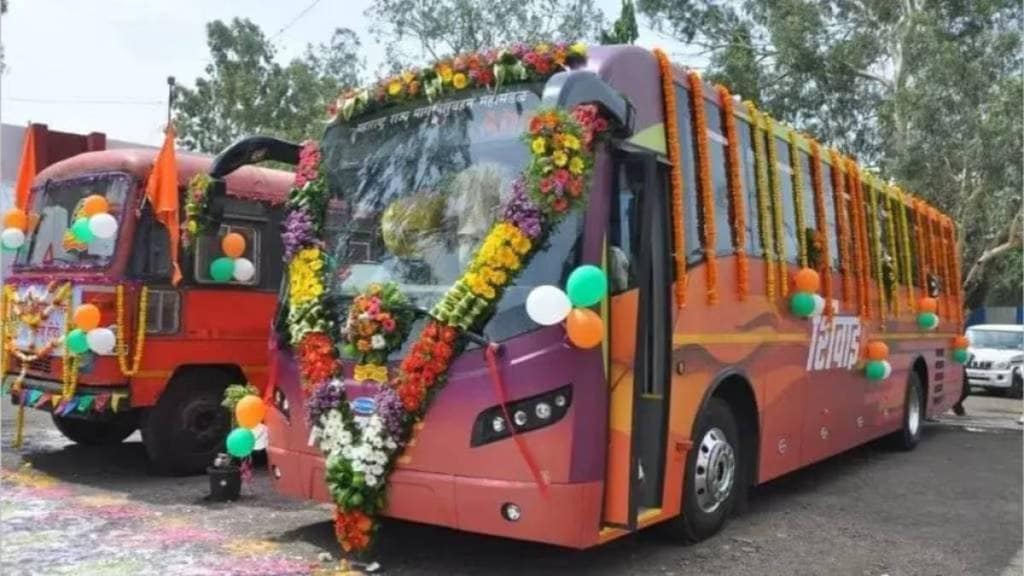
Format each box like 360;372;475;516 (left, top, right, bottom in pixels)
470;384;572;447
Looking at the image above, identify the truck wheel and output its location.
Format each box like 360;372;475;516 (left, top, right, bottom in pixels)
142;370;232;475
891;370;924;451
664;397;740;543
52;411;138;445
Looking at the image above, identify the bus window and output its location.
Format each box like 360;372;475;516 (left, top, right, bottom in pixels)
737;118;762;256
704;98;732;255
609;161;642;294
773;137;798;262
674;85;702;264
799;151;817;236
822;160;839;269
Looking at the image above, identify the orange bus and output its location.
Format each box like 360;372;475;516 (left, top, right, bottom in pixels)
2;148;293;474
210;43;966;551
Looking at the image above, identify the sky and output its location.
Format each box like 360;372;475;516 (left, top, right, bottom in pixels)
0;0;698;148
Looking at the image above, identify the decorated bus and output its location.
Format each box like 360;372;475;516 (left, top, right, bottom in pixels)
206;43;966;556
1;144;293;474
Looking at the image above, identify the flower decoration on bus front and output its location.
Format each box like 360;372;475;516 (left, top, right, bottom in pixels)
281;97;608;554
182;173;211;252
331;42;587;122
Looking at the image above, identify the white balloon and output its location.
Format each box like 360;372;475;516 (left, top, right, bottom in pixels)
86;327;116;355
525;285;572;326
811;294;826;317
88;213;118;240
253;423;268;450
881;360;893;380
233;257;255;282
2;227;25;249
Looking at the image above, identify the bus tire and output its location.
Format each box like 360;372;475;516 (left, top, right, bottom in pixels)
142;370;232;475
891;370;924;451
667;397;741;543
51;411;138;445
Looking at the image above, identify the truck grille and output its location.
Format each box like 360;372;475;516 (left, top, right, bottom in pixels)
969;360;992;370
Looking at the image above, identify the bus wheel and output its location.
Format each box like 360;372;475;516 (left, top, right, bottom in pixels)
51;411;138;445
142;371;231;475
891;370;924;451
667;397;740;543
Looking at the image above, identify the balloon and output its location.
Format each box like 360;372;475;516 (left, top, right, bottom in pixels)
952;348;969;364
81;194;109;217
565;308;603;349
789;292;816;318
793;267;821;293
86;328;116;355
525;285;571;326
917;312;939;330
918;297;938;314
566;265;608;308
71;218;94;243
810;294;826;317
3;208;27;230
865;360;886;381
209;257;235;282
952;335;970;349
235;394;266;429
232;258;255;282
88;213;118;239
866;341;889;361
1;228;25;250
881;360;893;380
226;427;256;458
66;329;90;355
253;423;268;451
73;304;101;331
221;232;247;258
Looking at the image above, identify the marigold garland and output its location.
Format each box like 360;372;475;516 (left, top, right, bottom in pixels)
829;150;852;305
765;116;788;297
747;103;777;302
913;199;930;295
115;285;148;377
894;188;916;312
883;190;901;317
788;131;809;268
687;71;718;304
866;179;886;323
945;218;964;330
654;49;687;308
808;139;832;319
846;159;870;319
716;84;748;300
929;207;950;318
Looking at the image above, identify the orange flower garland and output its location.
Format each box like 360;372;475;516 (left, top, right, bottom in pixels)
945;218;964;329
930;207;950;319
913;199;929;297
747;102;777;302
845;159;868;319
808;139;832;319
716;84;748;300
766;116;788;297
654;49;687;308
866;179;886;322
894;188;916;312
883;190;901;317
829;150;852;305
687;71;718;305
788;131;809;267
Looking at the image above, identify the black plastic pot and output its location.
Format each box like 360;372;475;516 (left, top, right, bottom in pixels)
207;465;241;501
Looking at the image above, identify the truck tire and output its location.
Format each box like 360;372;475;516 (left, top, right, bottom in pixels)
142;370;232;475
52;411;138;445
664;397;741;543
891;370;924;451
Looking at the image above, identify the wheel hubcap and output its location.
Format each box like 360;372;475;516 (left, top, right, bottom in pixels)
908;387;921;436
694;427;736;513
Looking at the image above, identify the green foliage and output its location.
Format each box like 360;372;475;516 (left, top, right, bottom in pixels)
601;0;639;45
173;19;364;154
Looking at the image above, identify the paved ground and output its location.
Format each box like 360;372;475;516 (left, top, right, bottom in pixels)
1;393;1021;576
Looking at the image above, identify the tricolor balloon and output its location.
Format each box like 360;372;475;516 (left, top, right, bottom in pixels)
951;335;970;364
916;297;939;331
71;195;118;244
2;208;28;251
68;303;118;355
864;339;892;381
227;393;267;458
527;265;609;349
210;232;253;283
789;268;823;318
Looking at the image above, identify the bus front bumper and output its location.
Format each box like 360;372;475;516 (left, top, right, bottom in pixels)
267;445;604;549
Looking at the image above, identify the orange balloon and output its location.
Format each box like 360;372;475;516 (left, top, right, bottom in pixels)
952;335;970;349
73;304;101;331
866;340;889;361
3;208;27;231
82;194;109;217
918;297;938;313
565;308;603;349
222;232;246;258
235;394;266;429
793;267;820;293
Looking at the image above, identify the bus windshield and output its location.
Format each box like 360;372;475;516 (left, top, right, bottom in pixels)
16;173;131;270
317;88;582;350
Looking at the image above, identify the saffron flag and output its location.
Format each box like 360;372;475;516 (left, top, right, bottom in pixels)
14;125;37;210
144;125;182;285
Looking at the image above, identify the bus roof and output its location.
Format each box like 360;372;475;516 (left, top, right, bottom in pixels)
32;148;294;204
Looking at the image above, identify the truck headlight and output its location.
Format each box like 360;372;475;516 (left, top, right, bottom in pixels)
994;361;1010;370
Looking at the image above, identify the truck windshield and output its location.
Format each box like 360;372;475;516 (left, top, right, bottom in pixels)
317;88;582;348
16;173;131;270
968;329;1024;351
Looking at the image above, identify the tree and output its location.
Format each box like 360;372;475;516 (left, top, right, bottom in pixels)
639;0;1023;308
366;0;606;67
601;0;639;45
173;19;363;154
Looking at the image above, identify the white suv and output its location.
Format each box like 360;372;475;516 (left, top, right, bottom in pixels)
964;324;1024;397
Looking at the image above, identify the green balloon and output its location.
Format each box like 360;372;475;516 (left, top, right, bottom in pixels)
71;218;94;243
226;427;255;458
566;265;608;307
789;291;816;317
917;312;938;330
210;257;235;282
66;329;89;355
952;348;969;364
865;360;886;381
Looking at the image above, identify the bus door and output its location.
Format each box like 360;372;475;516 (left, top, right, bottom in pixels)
603;149;672;529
